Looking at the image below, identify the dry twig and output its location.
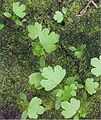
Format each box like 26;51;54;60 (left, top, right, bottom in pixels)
76;0;98;17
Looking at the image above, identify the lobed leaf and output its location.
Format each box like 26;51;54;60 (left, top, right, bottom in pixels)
85;78;99;95
13;2;26;18
91;55;101;77
28;97;45;119
40;65;66;91
27;22;42;40
53;11;63;23
39;28;59;53
29;73;43;89
61;98;80;118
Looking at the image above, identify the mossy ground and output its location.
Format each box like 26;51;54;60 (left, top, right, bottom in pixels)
0;0;100;119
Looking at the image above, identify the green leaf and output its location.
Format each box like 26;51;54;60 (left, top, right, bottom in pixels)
39;56;45;68
91;55;101;77
67;17;73;23
21;110;28;120
79;44;86;50
27;22;42;40
61;98;80;118
20;92;27;100
40;65;66;91
39;28;59;53
15;19;23;26
0;23;4;30
62;7;67;15
56;89;64;98
85;78;99;95
53;11;63;23
79;101;89;118
59;84;77;101
29;73;43;89
69;46;77;52
13;2;26;18
73;114;79;120
65;76;77;86
3;12;12;18
28;97;45;119
32;42;44;56
55;98;62;110
74;51;83;58
77;84;84;89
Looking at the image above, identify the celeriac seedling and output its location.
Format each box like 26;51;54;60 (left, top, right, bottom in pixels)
69;44;86;59
3;2;26;27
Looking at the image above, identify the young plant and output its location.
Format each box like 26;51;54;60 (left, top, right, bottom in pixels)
69;44;86;59
55;84;77;110
3;2;26;26
39;28;59;53
27;22;59;54
29;65;66;91
53;7;67;23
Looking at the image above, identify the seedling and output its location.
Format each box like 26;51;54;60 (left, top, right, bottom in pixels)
3;2;26;26
62;7;67;15
29;65;66;91
69;44;86;59
27;22;59;54
53;7;68;23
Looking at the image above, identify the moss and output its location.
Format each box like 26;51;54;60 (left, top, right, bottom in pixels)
0;0;100;119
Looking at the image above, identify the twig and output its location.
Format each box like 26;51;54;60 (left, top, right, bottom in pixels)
76;0;98;17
